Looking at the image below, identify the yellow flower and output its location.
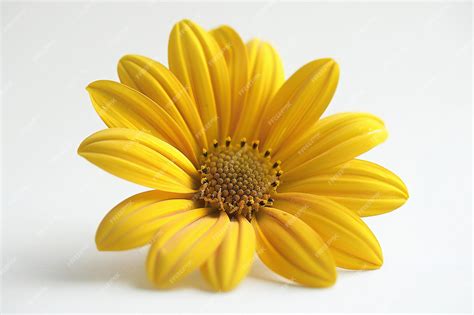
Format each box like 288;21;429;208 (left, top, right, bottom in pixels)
78;19;408;291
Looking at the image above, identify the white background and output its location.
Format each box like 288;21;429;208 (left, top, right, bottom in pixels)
1;1;472;313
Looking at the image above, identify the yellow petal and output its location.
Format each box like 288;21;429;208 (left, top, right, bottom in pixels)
252;207;336;287
86;80;200;166
146;210;230;288
233;39;285;141
274;192;383;269
169;19;231;143
261;58;339;154
117;54;207;153
280;159;408;216
78;128;199;193
281;113;388;181
96;190;197;251
210;26;249;134
201;215;255;291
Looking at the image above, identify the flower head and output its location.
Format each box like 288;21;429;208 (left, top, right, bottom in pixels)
78;19;408;291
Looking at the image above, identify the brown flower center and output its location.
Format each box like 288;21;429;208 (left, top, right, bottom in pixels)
198;137;282;220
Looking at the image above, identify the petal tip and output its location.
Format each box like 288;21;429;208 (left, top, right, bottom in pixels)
361;258;384;270
95;242;106;251
400;182;410;200
366;249;384;270
95;234;110;251
319;58;339;72
77;141;87;157
313;269;337;288
325;57;337;65
117;54;144;66
364;243;384;269
175;18;195;29
213;283;238;293
85;84;93;93
85;80;100;91
85;80;110;94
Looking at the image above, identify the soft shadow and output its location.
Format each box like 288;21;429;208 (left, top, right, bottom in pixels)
133;269;211;292
336;267;381;278
25;239;327;291
248;258;300;288
63;250;211;292
22;240;211;292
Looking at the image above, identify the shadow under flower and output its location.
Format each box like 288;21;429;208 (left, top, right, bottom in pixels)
29;237;317;292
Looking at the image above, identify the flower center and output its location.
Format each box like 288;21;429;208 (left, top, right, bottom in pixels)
198;137;282;220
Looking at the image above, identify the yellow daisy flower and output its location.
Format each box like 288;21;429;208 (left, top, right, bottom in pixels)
78;19;408;291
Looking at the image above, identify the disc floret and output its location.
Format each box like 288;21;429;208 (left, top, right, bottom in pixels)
198;137;282;219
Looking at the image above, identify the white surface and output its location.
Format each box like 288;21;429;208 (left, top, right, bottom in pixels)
1;1;472;313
